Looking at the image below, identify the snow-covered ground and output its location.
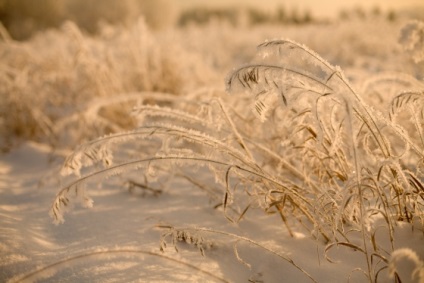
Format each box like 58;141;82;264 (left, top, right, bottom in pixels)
0;141;422;282
1;9;424;282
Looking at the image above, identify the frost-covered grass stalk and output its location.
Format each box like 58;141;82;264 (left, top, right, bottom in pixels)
389;248;424;282
157;225;318;282
10;247;230;283
50;38;424;282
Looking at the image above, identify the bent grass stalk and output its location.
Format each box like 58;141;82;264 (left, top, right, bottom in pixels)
11;248;230;283
50;37;424;282
158;225;318;283
52;155;316;226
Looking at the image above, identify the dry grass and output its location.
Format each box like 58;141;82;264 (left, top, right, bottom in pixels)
2;16;423;282
49;35;424;282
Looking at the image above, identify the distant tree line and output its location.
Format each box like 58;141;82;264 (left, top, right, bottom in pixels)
0;0;400;40
178;6;314;27
178;5;400;27
338;6;397;22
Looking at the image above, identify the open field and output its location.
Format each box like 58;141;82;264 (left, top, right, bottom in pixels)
1;5;424;282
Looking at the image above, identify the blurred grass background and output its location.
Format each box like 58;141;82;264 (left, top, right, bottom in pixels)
0;0;422;152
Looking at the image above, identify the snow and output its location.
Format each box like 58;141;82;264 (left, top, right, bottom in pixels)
1;6;424;282
0;142;423;282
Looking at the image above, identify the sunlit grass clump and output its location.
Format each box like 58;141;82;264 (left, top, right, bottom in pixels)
49;37;423;282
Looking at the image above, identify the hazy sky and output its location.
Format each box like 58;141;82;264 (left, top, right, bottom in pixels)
179;0;424;18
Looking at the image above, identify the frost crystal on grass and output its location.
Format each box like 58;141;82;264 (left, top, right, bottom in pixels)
389;248;424;283
48;33;424;282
